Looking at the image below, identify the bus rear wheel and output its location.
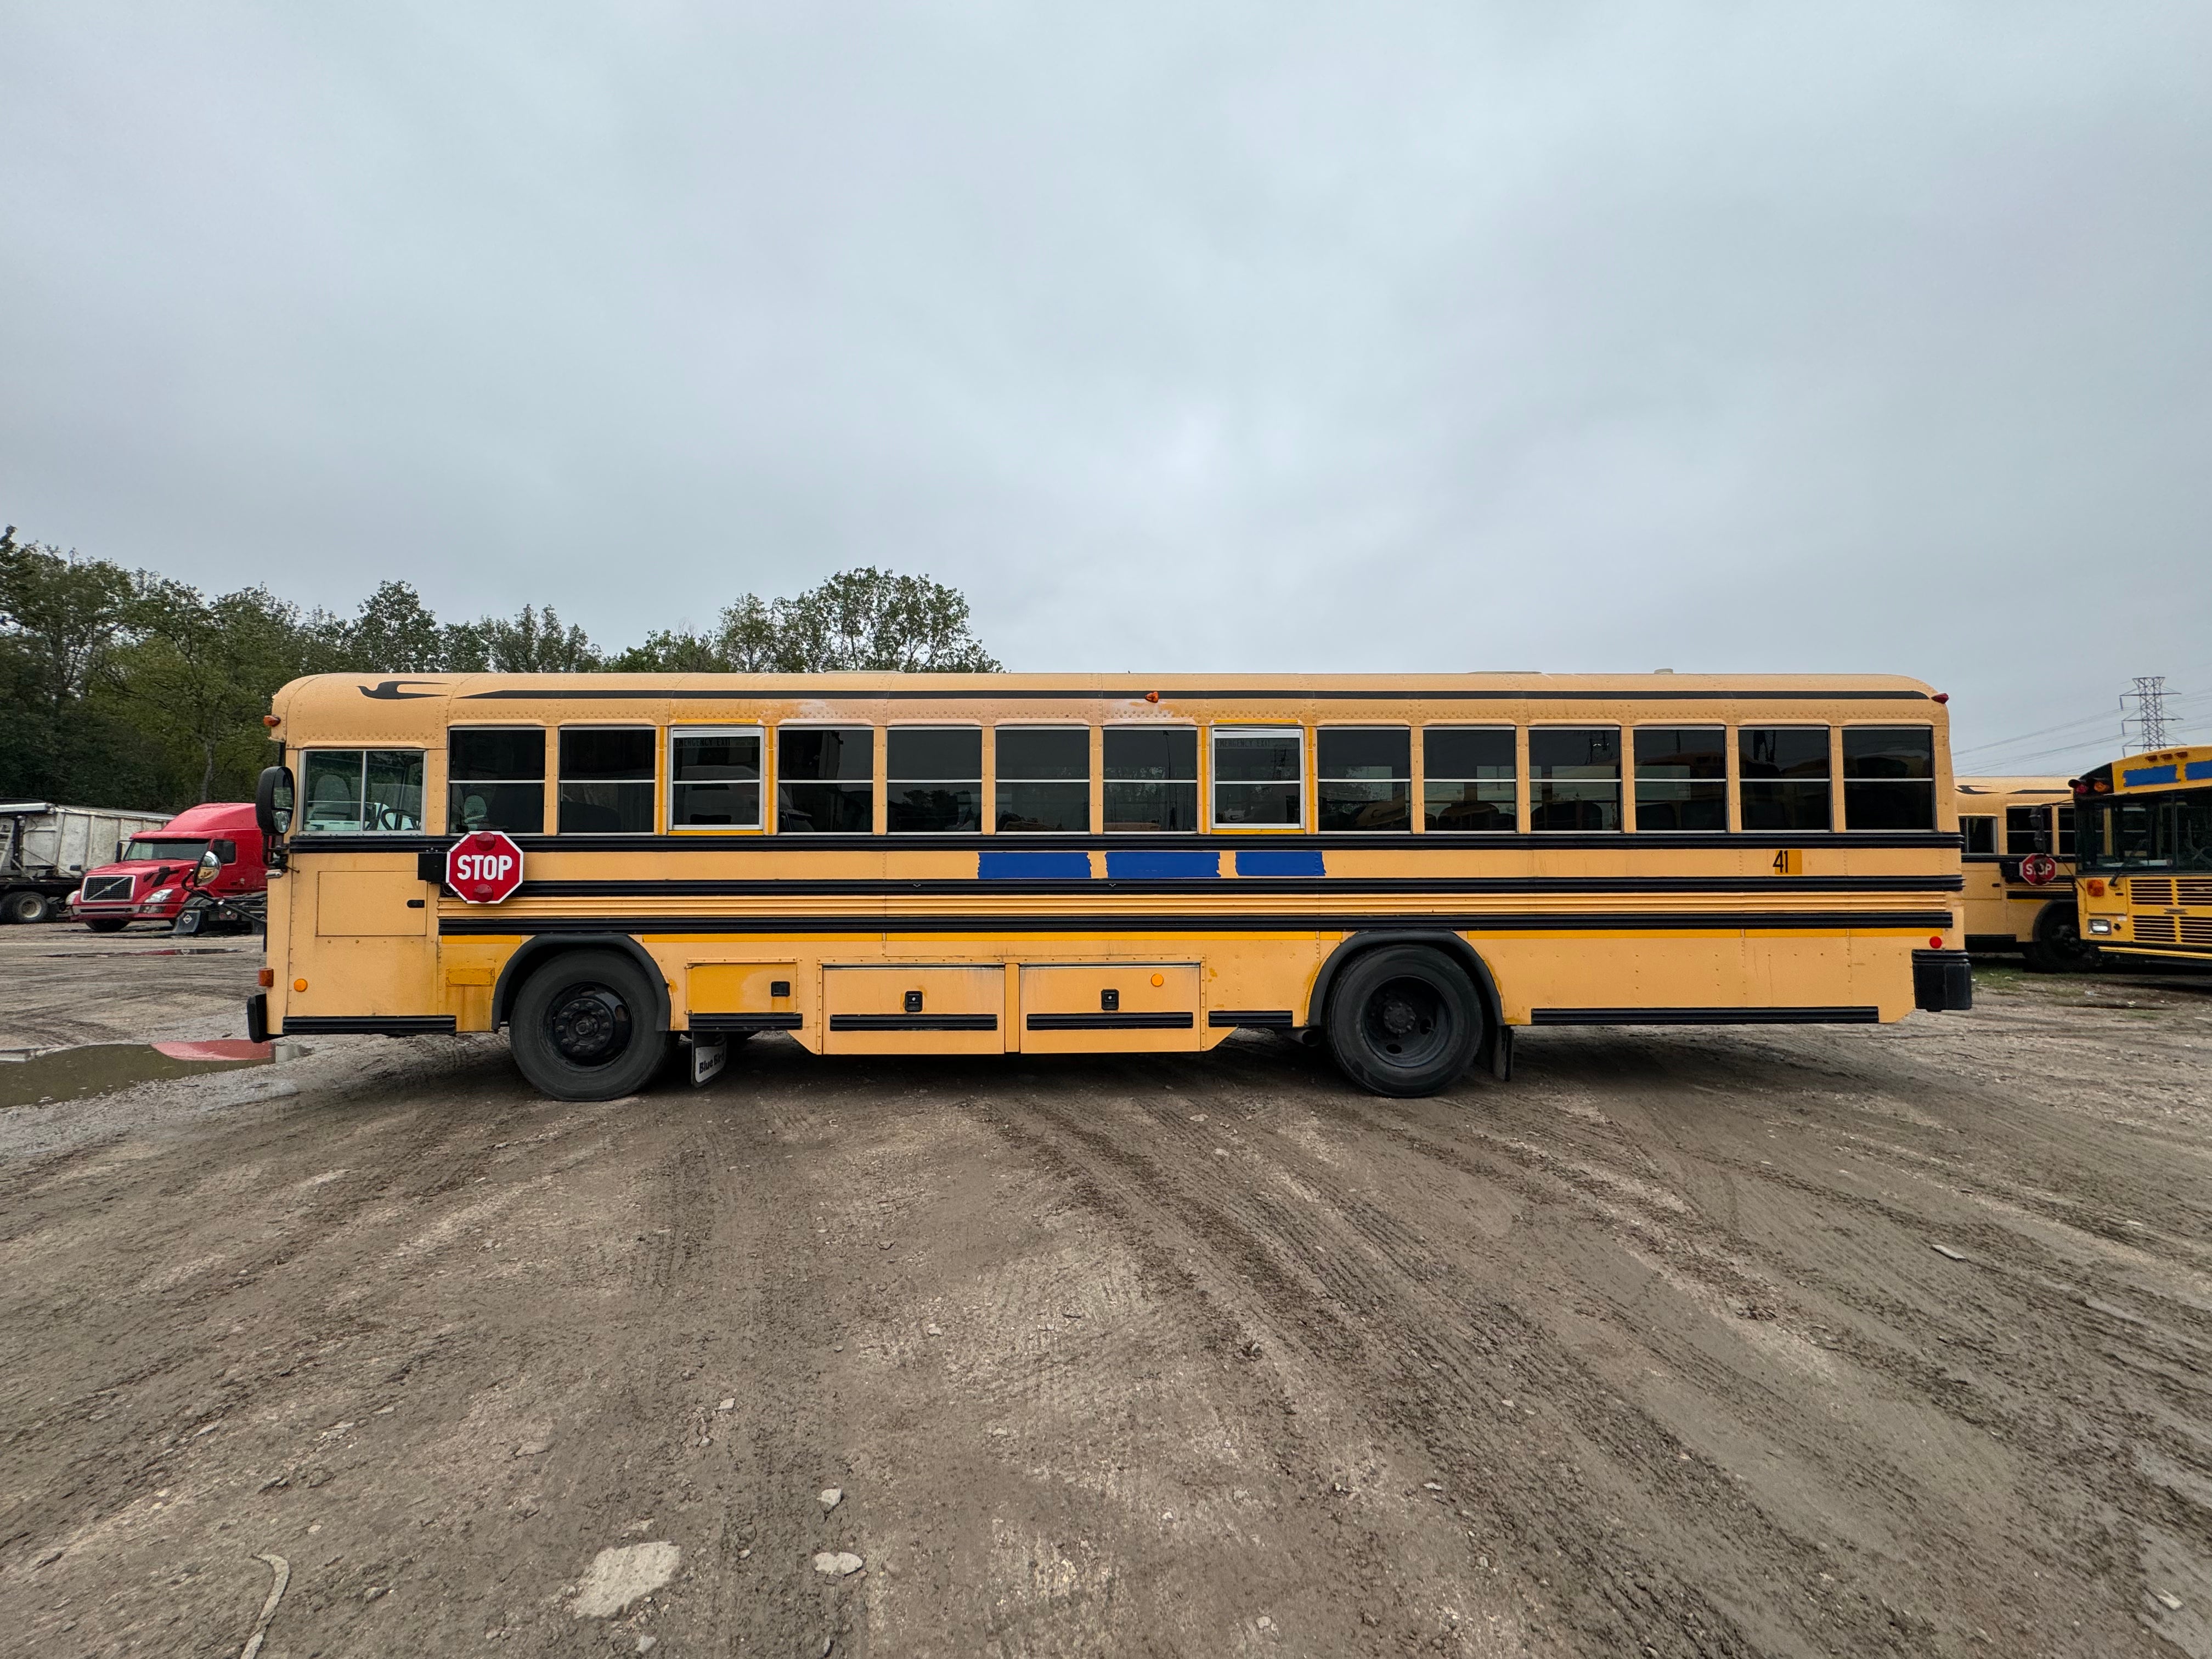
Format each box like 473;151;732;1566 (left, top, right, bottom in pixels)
2024;904;2101;974
1325;945;1484;1098
510;949;667;1101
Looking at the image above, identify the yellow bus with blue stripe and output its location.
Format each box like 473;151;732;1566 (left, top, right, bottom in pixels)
246;672;1973;1101
2072;745;2212;962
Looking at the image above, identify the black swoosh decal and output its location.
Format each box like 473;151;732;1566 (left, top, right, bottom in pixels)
359;680;445;700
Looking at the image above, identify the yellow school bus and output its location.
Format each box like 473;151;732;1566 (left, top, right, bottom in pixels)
1954;776;2099;971
246;672;1971;1101
2070;745;2212;963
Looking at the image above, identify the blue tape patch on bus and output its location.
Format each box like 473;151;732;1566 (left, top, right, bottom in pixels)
1104;850;1219;879
978;851;1091;880
2188;760;2212;780
1235;849;1325;877
2124;764;2179;787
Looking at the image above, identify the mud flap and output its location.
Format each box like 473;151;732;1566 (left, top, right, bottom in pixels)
1488;1023;1514;1082
1911;950;1974;1013
690;1035;727;1087
245;992;269;1044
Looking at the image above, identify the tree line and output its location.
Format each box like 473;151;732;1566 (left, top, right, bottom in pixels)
0;527;999;813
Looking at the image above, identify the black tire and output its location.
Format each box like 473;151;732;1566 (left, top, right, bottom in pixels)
1325;946;1485;1098
2023;902;2102;974
3;890;53;924
82;917;129;933
509;949;668;1102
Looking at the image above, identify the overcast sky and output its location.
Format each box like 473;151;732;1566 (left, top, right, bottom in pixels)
4;3;2208;772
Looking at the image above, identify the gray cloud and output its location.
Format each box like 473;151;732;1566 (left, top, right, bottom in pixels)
4;2;2208;771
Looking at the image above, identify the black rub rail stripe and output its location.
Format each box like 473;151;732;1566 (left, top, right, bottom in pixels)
689;1012;804;1032
292;830;1966;854
506;874;1964;899
1026;1012;1195;1031
828;1013;998;1031
1209;1010;1295;1028
458;687;1936;703
278;1015;458;1035
1530;1007;1881;1026
437;909;1957;937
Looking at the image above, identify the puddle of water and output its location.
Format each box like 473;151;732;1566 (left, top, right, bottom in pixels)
0;1042;271;1110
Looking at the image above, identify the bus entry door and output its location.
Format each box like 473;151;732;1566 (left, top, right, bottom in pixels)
295;865;436;1018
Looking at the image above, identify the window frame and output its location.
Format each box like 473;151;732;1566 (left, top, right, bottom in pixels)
300;747;429;836
992;724;1093;835
774;723;878;836
1735;724;1835;834
1841;724;1937;833
1208;725;1306;833
445;724;547;837
885;724;984;835
667;724;765;834
1960;814;1997;856
1316;725;1413;834
555;724;659;837
1630;724;1729;834
1527;724;1624;833
1420;724;1519;834
1102;723;1201;834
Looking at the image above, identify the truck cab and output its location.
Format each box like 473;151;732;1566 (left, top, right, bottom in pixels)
71;803;266;933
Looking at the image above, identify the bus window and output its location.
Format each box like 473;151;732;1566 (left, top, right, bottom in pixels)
306;749;426;834
1317;728;1410;832
1844;727;1935;830
1740;727;1830;832
1960;815;1996;855
1424;729;1515;831
669;728;762;828
559;728;655;834
996;728;1088;833
888;728;981;832
1633;727;1726;831
778;728;873;833
1104;727;1197;832
2004;806;2048;855
2055;807;2075;858
449;729;545;834
1212;729;1304;828
1530;728;1620;831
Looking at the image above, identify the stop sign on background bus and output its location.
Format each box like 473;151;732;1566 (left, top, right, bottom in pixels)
2018;852;2059;887
447;830;525;904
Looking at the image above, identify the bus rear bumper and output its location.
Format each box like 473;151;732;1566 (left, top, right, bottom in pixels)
1912;949;1974;1013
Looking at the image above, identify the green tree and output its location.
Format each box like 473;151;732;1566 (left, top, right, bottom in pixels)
443;604;602;673
0;527;161;805
343;580;447;673
105;580;314;804
605;568;998;673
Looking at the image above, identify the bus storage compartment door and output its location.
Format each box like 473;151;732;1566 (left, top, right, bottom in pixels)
1911;949;1974;1013
316;871;430;936
688;962;804;1035
822;966;1004;1055
1019;963;1203;1053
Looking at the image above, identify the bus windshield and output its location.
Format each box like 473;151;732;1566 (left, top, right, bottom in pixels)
2075;788;2212;872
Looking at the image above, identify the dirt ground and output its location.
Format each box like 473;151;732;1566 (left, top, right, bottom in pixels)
2;927;2210;1658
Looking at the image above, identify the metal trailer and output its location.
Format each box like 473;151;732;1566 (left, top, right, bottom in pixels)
0;802;173;924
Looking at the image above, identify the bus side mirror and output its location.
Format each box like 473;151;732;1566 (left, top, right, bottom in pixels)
194;849;222;887
256;765;295;838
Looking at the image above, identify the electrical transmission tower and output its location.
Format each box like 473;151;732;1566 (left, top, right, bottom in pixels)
2123;675;2171;752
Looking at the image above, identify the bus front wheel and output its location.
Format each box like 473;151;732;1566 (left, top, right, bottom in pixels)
1325;945;1485;1098
510;949;667;1101
2024;904;2101;974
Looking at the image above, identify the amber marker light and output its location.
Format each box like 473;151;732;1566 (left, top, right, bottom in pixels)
1144;691;1160;703
263;714;281;727
293;979;308;992
1150;973;1165;986
258;968;274;988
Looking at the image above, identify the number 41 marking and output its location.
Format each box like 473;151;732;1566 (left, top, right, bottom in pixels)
1773;849;1802;876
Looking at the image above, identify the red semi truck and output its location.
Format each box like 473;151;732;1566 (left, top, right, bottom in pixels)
70;803;266;933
